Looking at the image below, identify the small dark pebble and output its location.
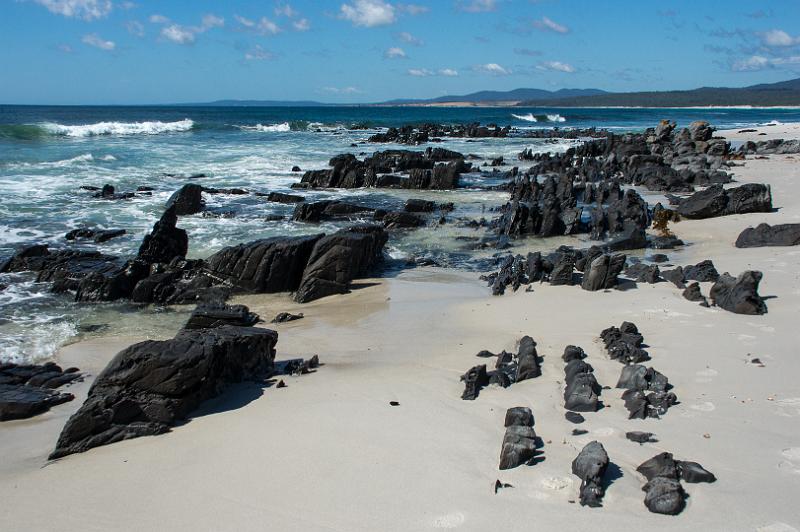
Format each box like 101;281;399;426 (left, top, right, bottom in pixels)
494;479;513;493
565;411;585;424
276;380;287;388
572;429;589;436
626;431;657;444
389;401;400;406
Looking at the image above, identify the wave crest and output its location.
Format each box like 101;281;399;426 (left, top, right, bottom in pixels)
512;113;567;123
41;119;195;137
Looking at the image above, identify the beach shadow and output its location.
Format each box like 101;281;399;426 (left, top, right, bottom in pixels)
189;380;272;420
604;461;624;490
348;281;382;291
615;279;638;291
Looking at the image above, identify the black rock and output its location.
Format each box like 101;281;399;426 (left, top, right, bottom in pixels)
650;254;669;263
562;345;586;362
616;365;669;392
461;364;489;400
294;225;388;303
637;452;679;481
504;406;534;427
499;407;539;470
382;211;426;229
271;312;304;323
50;325;278;458
571;441;609;507
661;267;686;288
710;270;768;315
626;431;656;444
166;184;205;215
137;206;188;265
642;477;686;515
183;303;260;330
735;223;800;248
516;336;541;381
676;461;716;483
0;384;74;421
404;199;437;212
565;411;585;424
266;192;305;204
677;183;772;219
581;253;626;291
682;282;707;303
684;260;719;282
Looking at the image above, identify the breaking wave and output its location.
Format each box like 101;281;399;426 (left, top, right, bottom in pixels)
512;113;567;123
0;119;195;139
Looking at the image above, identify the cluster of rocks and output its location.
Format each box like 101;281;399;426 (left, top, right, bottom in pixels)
737;138;800;155
1;196;389;306
637;452;716;515
518;127;610;141
571;441;610;507
600;322;677;419
498;406;541;469
483;246;628;296
367;123;510;145
296;148;472;190
563;346;602;413
0;362;82;421
518;120;733;194
290;198;453;230
460;336;541;400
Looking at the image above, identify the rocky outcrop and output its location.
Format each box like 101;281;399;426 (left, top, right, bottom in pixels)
264;192;304;204
677;183;772;219
709;270;768;315
50;325;278;458
600;322;650;364
294;225;388;303
735;223;800;248
66;228;126;243
564;357;601;412
292;201;373;223
581;253;626;291
0;362;82;421
571;441;609;507
137;205;189;265
368;123;510;145
499;406;539;470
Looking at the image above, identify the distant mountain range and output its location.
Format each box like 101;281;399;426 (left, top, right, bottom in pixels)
186;78;800;108
380;88;607;105
518;78;800;107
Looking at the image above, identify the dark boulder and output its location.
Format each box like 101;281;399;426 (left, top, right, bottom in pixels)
294;225;388;303
265;192;305;204
404;199;437;212
616;365;669;393
50;325;278;458
683;260;719;282
682;282;707;304
735;223;800;248
461;364;489;400
206;234;323;294
499;406;539;470
382;212;426;229
571;441;609;507
166;184;204;215
642;477;685;515
677;183;771;219
0;362;82;421
137;206;188;265
709;270;768;315
581;253;626;291
271;312;304;323
516;336;541;381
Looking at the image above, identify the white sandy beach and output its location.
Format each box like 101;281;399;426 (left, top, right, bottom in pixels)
2;128;800;531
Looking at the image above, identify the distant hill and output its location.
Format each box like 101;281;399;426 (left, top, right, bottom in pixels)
183;99;331;107
518;78;800;107
382;87;607;105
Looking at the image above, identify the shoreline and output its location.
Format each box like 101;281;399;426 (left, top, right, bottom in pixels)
1;129;800;531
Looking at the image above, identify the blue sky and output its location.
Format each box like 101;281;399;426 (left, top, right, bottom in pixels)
1;0;799;104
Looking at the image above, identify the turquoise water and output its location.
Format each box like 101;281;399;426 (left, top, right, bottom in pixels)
1;105;798;363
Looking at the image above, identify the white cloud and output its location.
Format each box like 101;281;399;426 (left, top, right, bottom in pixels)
322;86;363;94
201;14;224;30
126;20;144;37
149;14;169;24
293;18;310;31
397;31;423;46
384;46;407;58
161;25;195;44
234;15;255;27
533;16;569;34
732;54;800;71
340;0;396;27
274;2;297;18
474;62;511;75
82;33;115;50
457;0;496;13
245;45;274;61
408;68;433;76
257;17;281;35
761;29;800;47
58;43;73;53
438;68;458;76
33;0;112;21
119;1;136;9
537;60;576;73
397;3;428;15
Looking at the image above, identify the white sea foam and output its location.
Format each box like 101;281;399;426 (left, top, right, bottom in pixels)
547;113;566;123
512;113;537;122
238;122;292;132
42;119;194;137
4;153;119;170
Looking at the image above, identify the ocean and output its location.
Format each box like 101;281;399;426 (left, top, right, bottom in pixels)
2;104;799;364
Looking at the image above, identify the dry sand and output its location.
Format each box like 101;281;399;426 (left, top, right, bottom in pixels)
1;129;800;531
